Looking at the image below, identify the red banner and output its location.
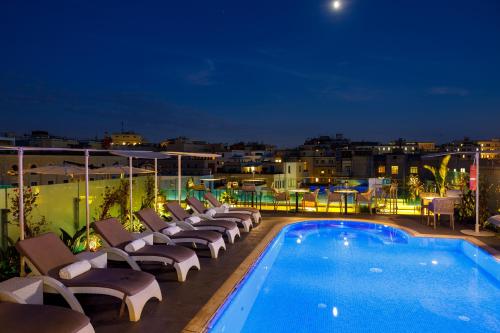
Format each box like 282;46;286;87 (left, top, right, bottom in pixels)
470;165;477;191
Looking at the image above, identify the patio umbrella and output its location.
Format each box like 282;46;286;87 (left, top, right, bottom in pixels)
90;165;154;175
25;164;87;178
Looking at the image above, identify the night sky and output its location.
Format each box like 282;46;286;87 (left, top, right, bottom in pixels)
1;0;499;147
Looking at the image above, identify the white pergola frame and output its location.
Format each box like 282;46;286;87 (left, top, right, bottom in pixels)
0;146;169;264
163;151;221;203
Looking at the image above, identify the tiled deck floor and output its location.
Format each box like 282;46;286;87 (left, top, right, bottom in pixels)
53;213;499;333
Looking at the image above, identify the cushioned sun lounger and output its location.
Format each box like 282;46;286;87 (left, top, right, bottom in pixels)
186;197;253;232
165;201;240;244
135;208;226;259
0;302;94;333
204;192;262;224
16;233;161;322
93;218;200;282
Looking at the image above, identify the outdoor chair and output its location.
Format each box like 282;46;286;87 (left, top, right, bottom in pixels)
429;197;455;230
204;191;261;224
0;276;95;333
0;301;94;333
92;218;200;282
16;233;162;321
419;192;439;224
186;197;253;232
301;188;320;212
135;208;226;259
271;188;290;212
165;201;240;244
325;190;343;213
240;184;258;207
356;189;374;214
445;189;462;205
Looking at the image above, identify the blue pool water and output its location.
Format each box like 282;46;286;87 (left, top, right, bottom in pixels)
209;221;500;333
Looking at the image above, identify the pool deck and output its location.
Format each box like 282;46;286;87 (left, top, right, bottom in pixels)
78;213;499;333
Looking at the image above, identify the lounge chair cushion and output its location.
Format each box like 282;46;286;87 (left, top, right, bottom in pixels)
16;233;76;276
168;230;222;243
230;207;260;213
213;212;251;221
59;260;92;280
124;239;146;253
59;268;156;296
162;226;182;236
0;302;91;333
487;215;500;228
135;208;170;232
130;245;195;263
92;218;134;248
193;219;237;230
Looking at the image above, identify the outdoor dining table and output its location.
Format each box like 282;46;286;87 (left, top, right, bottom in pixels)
334;189;359;214
288;188;311;213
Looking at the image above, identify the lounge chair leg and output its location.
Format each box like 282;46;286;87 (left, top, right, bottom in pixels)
226;228;239;244
125;280;162;321
174;254;200;282
119;296;127;318
208;238;226;259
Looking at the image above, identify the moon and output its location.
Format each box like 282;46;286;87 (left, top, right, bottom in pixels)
332;0;342;11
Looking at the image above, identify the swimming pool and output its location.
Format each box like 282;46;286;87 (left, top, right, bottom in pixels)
209;220;500;333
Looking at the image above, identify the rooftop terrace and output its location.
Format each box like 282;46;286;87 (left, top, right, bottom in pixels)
38;212;499;333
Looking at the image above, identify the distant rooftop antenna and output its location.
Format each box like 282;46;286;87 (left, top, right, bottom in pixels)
121;121;125;133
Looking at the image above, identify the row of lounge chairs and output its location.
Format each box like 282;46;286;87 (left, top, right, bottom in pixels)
0;193;261;332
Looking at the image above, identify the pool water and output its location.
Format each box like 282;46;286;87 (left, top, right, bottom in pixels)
209;221;500;333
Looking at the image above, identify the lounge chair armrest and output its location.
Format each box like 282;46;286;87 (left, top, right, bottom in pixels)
99;247;141;271
175;221;196;230
152;232;175;245
40;276;85;314
0;290;26;304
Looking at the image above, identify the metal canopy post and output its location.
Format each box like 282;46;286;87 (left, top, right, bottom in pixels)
154;158;158;212
178;155;182;203
475;152;480;234
84;149;90;250
18;148;25;276
129;156;133;227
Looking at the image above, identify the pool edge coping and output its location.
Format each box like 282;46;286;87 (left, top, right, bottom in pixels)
181;217;500;333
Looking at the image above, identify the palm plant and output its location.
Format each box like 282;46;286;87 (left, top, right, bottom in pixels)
423;155;451;197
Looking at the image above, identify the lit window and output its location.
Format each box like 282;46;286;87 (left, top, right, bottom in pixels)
391;166;399;175
410;166;418;174
321;170;325;174
315;178;319;182
378;166;386;174
460;168;465;173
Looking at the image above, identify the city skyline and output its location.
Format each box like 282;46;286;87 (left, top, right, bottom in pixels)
1;0;500;147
